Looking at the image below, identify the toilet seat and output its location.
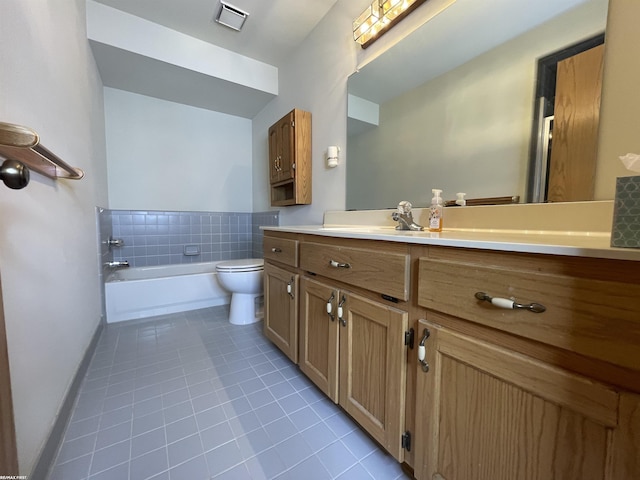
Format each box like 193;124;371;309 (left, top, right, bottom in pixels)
216;259;264;273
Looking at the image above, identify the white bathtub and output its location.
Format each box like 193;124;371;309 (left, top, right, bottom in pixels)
105;262;230;323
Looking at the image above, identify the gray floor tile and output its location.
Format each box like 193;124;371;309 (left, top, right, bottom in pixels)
47;306;411;480
200;421;234;452
165;415;198;443
245;447;288;480
204;439;243;476
90;440;130;475
56;433;97;464
288;405;322;432
169;454;209;480
132;427;166;459
301;422;338;452
316;440;358;477
235;427;272;460
276;454;331;480
129;447;168;480
48;453;92;480
263;416;297;444
275;434;313;469
88;461;129;480
167;433;203;467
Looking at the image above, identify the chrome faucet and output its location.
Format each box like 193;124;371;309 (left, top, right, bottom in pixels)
104;261;130;269
391;201;424;231
106;236;125;248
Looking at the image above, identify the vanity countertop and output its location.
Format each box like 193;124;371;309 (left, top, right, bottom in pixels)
262;225;640;262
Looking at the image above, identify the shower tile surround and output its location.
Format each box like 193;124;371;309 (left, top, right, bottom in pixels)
99;210;279;268
46;306;409;480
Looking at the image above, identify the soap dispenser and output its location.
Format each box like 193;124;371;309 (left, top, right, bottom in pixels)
455;192;467;206
429;189;443;232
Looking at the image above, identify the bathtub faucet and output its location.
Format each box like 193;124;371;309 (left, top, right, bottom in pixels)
104;261;130;269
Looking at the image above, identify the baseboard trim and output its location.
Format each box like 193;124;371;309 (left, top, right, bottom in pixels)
30;320;103;480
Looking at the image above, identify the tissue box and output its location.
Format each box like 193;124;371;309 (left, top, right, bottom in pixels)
611;176;640;248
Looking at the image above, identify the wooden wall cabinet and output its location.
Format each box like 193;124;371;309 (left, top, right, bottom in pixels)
268;109;311;206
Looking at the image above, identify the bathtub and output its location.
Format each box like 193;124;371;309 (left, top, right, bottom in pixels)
105;262;230;323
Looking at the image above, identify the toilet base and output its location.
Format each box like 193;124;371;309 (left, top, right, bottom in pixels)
228;293;262;325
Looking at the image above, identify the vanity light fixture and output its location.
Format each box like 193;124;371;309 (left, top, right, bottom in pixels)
353;0;428;48
214;1;249;31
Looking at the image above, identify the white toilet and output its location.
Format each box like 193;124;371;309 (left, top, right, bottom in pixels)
216;259;264;325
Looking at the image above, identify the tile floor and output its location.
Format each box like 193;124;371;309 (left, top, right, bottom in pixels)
46;306;411;480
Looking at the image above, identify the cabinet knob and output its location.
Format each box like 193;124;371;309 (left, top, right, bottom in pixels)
271;247;282;253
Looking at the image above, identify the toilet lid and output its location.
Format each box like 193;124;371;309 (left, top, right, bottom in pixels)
216;258;264;272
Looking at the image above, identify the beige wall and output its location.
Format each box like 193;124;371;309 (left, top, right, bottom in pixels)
596;0;640;198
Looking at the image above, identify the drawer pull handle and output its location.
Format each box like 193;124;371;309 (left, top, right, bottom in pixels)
418;328;430;373
271;247;282;253
338;295;347;327
475;292;546;313
286;277;295;299
329;259;351;269
326;292;336;321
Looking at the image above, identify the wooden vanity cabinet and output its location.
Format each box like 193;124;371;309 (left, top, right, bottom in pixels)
268;109;311;206
299;276;409;461
263;235;300;363
298;239;412;462
414;246;640;480
264;263;298;363
415;317;640;480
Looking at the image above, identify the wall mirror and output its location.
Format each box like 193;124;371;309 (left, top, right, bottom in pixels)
346;0;609;210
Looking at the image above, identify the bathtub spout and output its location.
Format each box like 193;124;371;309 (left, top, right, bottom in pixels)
104;261;130;269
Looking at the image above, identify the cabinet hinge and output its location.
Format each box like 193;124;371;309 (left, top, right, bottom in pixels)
404;328;414;349
401;431;411;452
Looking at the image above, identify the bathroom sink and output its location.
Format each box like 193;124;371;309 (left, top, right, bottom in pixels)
319;226;394;233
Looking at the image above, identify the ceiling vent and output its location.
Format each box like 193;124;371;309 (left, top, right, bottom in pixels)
214;1;249;31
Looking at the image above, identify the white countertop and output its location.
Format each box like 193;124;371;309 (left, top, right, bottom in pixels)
262;225;640;261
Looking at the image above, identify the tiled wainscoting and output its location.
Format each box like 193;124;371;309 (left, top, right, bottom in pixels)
98;209;279;269
46;307;409;480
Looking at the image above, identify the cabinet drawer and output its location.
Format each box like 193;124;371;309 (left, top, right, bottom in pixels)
264;236;298;268
418;249;640;372
300;242;409;300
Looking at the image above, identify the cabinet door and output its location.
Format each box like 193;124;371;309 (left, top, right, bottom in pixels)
547;44;604;202
268;112;296;185
339;292;408;461
415;318;623;480
263;263;298;363
277;112;295;182
299;277;339;402
268;125;280;183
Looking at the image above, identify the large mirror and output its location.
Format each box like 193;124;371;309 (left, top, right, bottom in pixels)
346;0;609;210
